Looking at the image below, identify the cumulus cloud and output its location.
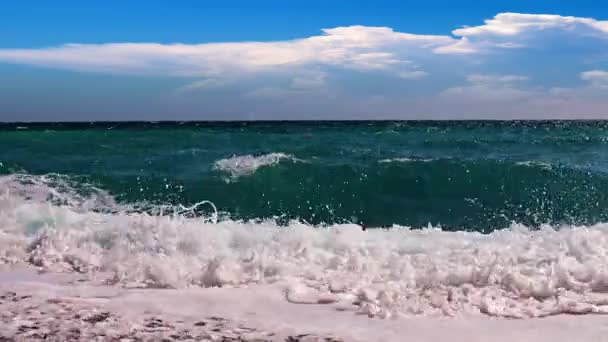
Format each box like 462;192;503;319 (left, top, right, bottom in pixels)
0;26;451;78
453;13;608;37
1;12;608;119
1;13;607;80
437;12;608;54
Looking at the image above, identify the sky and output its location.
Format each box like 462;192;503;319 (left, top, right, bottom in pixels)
0;0;607;121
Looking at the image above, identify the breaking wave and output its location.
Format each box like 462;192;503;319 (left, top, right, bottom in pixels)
213;153;299;178
2;174;608;319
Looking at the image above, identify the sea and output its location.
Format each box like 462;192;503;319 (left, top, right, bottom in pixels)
1;120;608;318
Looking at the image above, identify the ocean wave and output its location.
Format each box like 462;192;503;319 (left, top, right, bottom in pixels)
1;175;608;319
213;153;298;178
4;155;605;232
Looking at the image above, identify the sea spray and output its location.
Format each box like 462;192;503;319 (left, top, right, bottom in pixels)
213;153;299;178
3;121;608;230
2;175;608;318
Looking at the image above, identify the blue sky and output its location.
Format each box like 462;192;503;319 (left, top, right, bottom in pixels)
0;0;607;121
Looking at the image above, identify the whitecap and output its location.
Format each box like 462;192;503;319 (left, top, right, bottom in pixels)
379;157;434;164
515;160;553;170
213;153;298;178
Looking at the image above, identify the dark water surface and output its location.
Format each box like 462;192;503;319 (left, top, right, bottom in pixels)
2;121;608;232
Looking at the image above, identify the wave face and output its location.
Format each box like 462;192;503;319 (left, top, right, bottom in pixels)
1;174;608;318
2;121;608;231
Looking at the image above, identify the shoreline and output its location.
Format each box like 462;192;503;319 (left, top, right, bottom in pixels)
1;266;608;342
0;267;343;341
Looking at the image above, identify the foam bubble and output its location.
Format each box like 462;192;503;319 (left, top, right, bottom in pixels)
213;153;298;178
2;175;608;319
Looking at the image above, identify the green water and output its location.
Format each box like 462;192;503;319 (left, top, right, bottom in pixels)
2;121;608;231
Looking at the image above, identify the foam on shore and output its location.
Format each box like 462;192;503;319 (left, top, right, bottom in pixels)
2;174;608;319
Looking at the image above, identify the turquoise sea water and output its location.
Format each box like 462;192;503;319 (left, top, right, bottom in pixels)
2;121;608;232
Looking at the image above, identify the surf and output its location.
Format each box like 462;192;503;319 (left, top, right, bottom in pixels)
1;174;608;318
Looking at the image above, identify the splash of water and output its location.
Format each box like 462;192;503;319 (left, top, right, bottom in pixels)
2;175;608;318
213;153;298;178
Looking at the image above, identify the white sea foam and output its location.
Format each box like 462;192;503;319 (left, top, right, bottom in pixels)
379;157;434;164
515;160;553;170
0;173;117;211
213;153;297;177
1;174;608;319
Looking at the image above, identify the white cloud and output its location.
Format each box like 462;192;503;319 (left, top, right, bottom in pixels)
2;12;603;84
547;70;608;99
430;70;608;119
1;13;607;81
441;74;532;101
342;52;404;70
2;12;608;119
0;26;451;78
243;71;330;98
433;37;477;54
437;13;608;54
453;13;608;37
581;70;608;88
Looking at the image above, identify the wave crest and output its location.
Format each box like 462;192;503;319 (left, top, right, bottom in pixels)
213;153;297;178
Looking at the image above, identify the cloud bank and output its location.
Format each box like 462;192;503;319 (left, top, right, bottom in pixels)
0;26;451;78
0;12;607;119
